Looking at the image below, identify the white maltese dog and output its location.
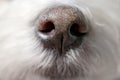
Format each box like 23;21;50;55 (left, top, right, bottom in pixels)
0;0;120;80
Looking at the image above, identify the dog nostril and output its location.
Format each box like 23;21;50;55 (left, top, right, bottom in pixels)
38;21;55;33
70;23;87;37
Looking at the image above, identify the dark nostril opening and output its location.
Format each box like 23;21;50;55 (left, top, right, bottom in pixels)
70;23;87;37
39;21;55;33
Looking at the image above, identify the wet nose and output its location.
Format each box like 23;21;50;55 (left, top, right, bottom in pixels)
37;6;89;54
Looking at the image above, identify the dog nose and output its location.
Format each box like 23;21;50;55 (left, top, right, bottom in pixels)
37;6;89;54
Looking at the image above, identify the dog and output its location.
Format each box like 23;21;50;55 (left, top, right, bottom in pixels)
0;0;120;80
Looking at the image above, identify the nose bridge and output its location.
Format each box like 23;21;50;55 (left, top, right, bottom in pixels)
49;6;79;32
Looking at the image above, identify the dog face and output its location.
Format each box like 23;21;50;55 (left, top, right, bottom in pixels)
0;0;120;80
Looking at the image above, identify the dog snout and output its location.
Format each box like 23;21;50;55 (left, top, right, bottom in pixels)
37;6;89;54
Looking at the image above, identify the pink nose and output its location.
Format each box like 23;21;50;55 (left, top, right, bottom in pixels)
37;6;89;54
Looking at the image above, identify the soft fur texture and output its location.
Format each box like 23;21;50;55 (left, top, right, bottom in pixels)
0;0;120;80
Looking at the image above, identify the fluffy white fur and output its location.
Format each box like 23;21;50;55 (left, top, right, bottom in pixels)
0;0;120;80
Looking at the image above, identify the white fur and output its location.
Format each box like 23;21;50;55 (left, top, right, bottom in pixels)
0;0;120;80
